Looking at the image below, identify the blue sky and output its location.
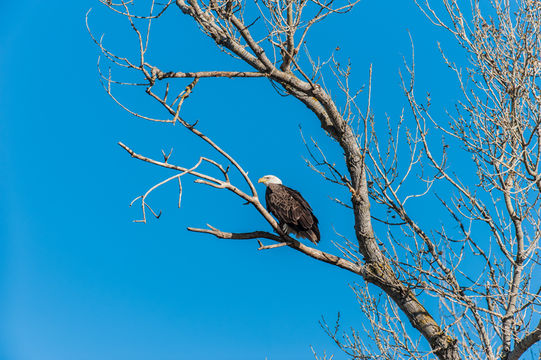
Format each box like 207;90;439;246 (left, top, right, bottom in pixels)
0;1;464;359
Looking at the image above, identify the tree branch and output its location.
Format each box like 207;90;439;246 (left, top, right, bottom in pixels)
507;318;541;360
187;224;365;274
150;68;268;79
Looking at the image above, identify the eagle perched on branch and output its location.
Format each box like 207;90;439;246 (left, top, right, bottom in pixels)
258;175;320;244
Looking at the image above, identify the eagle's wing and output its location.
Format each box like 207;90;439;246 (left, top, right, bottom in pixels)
286;187;318;228
266;186;317;228
265;185;321;244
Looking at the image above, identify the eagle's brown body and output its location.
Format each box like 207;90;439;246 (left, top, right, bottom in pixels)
265;183;320;244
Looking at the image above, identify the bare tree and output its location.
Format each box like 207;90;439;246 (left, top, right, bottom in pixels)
87;0;540;359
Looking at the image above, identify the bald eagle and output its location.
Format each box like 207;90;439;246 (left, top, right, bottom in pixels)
258;175;320;244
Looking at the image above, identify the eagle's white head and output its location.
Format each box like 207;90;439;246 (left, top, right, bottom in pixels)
258;175;283;186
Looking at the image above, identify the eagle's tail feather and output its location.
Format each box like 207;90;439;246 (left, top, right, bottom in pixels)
282;224;320;245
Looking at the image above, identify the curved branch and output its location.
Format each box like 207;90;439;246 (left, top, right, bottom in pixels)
188;225;365;274
507;319;541;360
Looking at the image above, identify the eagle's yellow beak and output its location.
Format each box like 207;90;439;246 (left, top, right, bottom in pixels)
257;177;266;183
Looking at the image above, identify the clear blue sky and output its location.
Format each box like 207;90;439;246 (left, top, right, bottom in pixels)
0;1;462;359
